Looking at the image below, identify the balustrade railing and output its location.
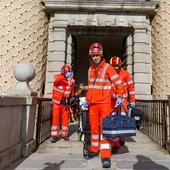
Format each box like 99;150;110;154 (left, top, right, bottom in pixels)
136;99;168;148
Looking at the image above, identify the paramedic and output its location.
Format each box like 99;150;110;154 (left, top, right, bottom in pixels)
83;43;124;168
50;64;75;142
110;55;135;112
109;55;136;150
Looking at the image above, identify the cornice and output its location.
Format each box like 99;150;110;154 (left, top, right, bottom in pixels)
42;0;159;15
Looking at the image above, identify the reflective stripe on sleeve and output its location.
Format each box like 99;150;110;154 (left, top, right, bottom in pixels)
112;93;127;99
110;74;119;81
89;78;110;83
129;91;135;94
112;79;122;86
53;87;64;93
127;80;133;85
53;99;60;104
88;85;111;89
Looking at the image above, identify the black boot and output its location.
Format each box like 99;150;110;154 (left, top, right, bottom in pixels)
102;158;111;168
119;137;125;146
62;136;69;141
50;136;58;143
87;151;99;158
111;146;119;154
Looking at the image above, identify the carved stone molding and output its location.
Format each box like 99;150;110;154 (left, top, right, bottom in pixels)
42;0;159;15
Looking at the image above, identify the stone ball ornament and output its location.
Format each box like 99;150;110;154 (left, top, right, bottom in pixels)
14;63;36;82
7;63;36;96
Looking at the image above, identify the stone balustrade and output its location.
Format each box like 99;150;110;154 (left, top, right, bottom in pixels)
0;95;37;169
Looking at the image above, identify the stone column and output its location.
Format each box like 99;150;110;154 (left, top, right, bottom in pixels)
7;63;37;157
125;35;133;74
132;26;152;99
44;15;67;97
66;34;72;64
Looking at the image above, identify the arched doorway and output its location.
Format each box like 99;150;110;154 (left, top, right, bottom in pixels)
67;26;134;86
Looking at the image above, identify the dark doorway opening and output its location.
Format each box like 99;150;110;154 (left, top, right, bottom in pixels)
67;26;134;87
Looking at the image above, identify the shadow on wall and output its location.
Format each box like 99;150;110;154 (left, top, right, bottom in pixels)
42;161;65;170
133;155;169;170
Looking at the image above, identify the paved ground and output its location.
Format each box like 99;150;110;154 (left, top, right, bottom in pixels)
5;123;170;170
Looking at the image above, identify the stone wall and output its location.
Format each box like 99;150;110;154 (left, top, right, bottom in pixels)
152;0;170;99
0;0;48;96
0;95;37;169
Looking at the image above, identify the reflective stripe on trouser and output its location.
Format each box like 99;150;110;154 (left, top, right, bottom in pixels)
51;125;60;137
89;103;112;158
61;126;69;137
51;103;70;137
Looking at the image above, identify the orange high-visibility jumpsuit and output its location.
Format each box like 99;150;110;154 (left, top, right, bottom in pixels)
51;74;75;138
86;59;124;159
111;68;135;147
111;68;135;113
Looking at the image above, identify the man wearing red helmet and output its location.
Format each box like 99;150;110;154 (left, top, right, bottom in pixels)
110;56;135;111
110;56;135;150
84;43;124;168
50;64;75;142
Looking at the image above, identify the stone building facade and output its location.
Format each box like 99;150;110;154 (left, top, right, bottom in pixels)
0;0;169;99
152;0;170;99
0;0;48;96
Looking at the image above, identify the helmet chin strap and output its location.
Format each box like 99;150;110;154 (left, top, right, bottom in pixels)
114;67;121;73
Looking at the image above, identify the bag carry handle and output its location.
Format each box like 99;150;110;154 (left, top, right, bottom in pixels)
111;104;128;116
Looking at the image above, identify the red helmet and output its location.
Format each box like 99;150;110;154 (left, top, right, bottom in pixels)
61;64;71;75
110;56;122;67
89;43;103;56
